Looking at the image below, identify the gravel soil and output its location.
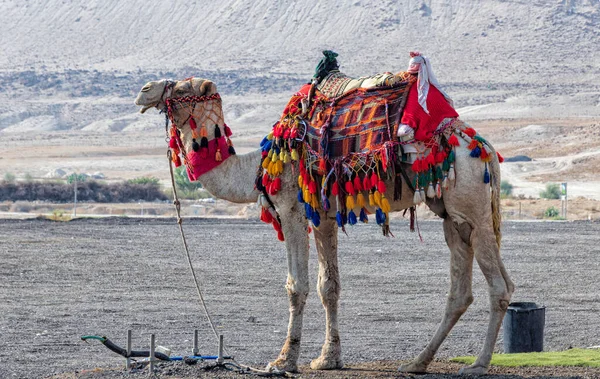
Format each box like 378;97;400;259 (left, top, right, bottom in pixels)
1;218;599;379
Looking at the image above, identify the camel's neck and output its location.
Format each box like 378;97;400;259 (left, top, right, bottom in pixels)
196;149;262;204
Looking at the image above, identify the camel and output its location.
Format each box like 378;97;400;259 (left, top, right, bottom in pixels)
135;76;514;375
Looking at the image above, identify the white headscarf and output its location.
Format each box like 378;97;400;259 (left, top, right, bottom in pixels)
407;52;453;114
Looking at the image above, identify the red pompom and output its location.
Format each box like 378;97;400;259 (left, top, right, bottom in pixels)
412;159;422;173
283;128;291;139
262;151;268;158
353;176;363;192
463;127;477;138
480;147;489;160
224;124;232;137
448;134;460;146
271;177;282;194
262;173;270;187
331;181;339;196
363;176;371;191
425;153;436;166
169;137;178;149
468;139;479;150
173;155;182;167
308;180;317;194
318;158;327;174
377;180;387;194
345;180;355;196
435;152;446;164
290;128;298;139
273;125;283;138
370;172;378;188
260;207;273;224
497;151;504;163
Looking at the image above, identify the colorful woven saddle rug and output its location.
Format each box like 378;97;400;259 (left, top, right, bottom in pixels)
257;71;499;239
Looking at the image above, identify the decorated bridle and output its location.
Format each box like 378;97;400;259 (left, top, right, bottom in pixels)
162;83;236;176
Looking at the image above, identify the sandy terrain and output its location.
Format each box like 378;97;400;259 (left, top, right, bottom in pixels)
1;218;599;378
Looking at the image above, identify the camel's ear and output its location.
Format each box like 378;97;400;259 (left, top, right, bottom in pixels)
200;80;217;95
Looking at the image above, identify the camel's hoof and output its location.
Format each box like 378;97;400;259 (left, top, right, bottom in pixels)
310;355;343;370
458;363;488;375
266;359;298;373
398;360;428;374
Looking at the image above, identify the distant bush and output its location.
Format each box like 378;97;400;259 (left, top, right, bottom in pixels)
540;183;561;199
0;180;168;202
127;177;161;186
544;206;560;218
500;180;514;198
3;172;16;183
172;166;207;199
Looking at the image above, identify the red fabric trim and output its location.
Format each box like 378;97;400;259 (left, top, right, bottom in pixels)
186;137;231;180
400;84;458;141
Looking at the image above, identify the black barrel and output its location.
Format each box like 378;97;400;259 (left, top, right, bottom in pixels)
502;302;545;353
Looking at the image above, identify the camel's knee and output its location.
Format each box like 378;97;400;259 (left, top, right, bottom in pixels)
317;276;340;305
286;278;309;308
449;293;473;314
489;282;511;312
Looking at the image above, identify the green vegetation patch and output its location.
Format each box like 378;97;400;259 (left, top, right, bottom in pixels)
451;348;600;368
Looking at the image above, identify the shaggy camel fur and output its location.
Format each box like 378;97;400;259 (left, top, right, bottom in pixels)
135;78;514;375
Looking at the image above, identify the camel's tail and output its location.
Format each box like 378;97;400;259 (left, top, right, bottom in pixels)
488;144;502;249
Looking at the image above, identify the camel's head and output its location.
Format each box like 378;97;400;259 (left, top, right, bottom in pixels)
136;77;234;181
134;78;217;113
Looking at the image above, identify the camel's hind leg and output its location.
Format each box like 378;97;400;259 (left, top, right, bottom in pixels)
310;217;343;370
459;225;514;375
400;217;475;373
267;205;310;373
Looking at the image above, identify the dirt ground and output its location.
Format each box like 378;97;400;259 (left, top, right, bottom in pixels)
1;218;600;379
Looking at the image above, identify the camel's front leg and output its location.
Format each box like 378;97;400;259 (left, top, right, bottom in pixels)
310;217;343;370
267;206;310;373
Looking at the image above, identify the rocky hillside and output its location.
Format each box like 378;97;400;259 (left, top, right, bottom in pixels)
0;0;598;131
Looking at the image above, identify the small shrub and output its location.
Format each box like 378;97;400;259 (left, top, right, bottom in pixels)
540;183;561;199
544;206;560;218
3;172;16;183
127;177;160;185
500;180;514;198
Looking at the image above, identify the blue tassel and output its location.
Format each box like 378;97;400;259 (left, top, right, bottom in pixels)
483;164;490;184
311;210;321;227
297;190;304;203
348;210;357;225
336;211;343;227
274;145;280;154
305;203;313;219
375;208;386;225
470;146;481;158
359;208;368;223
261;140;272;152
260;136;269;147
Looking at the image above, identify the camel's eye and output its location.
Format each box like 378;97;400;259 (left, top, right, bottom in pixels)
141;85;151;92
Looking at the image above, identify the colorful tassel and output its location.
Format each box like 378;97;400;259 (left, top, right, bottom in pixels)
297;189;304;203
362;176;371;191
169;137;178;149
435;181;442;198
463;127;477;138
346;195;355;210
345;180;355;196
470;146;481;158
374;190;382;207
331;181;339;196
426;182;435;198
260;207;273;223
271;177;281;194
377;180;386;194
305;203;313;219
449;164;456;181
173;154;182;167
484;164;490;184
419;187;426;201
336;212;343;227
322;196;331;211
353;176;363;192
442;176;449;190
375;208;386;225
227;139;236;155
413;188;422;204
291;149;299;161
368;192;375;206
448;134;459;146
189;117;198;130
311;210;321;227
348;210;357;225
381;195;391;213
468;139;479;150
192;139;199;152
224;124;232;137
215;148;222;162
497;151;504;163
370;172;378;188
359;208;368;223
356;192;366;208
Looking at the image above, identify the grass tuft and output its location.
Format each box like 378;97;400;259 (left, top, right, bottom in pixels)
451;348;600;368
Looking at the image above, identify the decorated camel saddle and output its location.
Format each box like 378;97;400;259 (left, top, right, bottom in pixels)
258;51;500;234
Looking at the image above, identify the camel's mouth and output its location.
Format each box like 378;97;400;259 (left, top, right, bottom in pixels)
139;103;157;114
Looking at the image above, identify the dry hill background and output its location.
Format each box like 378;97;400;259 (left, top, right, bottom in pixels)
0;0;599;203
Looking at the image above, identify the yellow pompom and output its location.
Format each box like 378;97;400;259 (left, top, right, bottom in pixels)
291;149;299;161
267;161;274;175
271;152;278;163
369;192;375;206
283;152;291;164
356;192;365;208
303;189;311;203
374;190;382;207
298;175;304;188
262;158;270;169
279;151;285;161
381;195;391;213
267;131;274;140
276;160;284;175
346;195;355;210
267;150;273;159
311;194;319;209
